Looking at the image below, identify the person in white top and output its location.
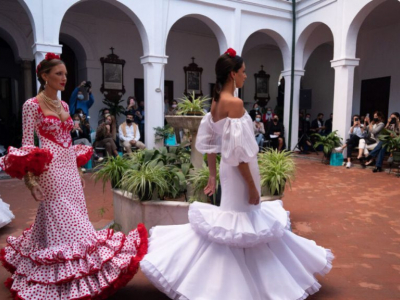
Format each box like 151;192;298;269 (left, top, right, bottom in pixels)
118;112;145;153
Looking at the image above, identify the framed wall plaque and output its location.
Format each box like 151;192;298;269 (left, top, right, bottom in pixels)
184;57;203;97
254;65;270;107
100;47;126;101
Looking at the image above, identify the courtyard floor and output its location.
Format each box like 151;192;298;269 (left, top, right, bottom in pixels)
0;156;399;299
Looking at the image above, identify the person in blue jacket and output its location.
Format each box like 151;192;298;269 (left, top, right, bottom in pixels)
69;81;94;116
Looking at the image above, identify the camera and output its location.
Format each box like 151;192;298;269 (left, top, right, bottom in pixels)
354;118;359;122
390;117;397;125
84;81;92;89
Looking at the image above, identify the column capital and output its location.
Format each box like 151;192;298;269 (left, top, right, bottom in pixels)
281;69;305;77
330;58;360;68
32;43;63;54
140;55;168;65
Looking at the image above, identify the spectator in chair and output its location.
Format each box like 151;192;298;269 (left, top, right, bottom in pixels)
98;108;110;126
69;81;94;116
253;113;265;152
125;96;141;125
311;113;325;134
249;103;260;121
95;115;119;157
335;114;366;168
119;112;146;153
364;111;398;173
324;113;333;134
269;115;284;151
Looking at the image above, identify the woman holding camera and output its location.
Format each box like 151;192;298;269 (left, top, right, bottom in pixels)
0;53;147;299
69;81;94;117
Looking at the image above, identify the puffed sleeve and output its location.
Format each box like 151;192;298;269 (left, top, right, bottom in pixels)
195;113;222;154
0;99;53;179
73;144;93;167
221;116;259;166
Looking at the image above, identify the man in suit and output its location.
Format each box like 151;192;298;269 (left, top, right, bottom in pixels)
311;113;325;134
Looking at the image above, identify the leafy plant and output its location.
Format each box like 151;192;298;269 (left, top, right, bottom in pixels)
121;162;170;201
154;125;174;142
102;98;125;117
93;155;131;191
258;149;296;196
380;129;400;153
312;130;342;156
187;161;220;204
176;91;210;116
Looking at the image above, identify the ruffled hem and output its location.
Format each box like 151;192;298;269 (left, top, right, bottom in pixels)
188;201;290;248
1;224;148;300
0;146;53;179
5;226;122;265
141;248;334;300
73;145;93;167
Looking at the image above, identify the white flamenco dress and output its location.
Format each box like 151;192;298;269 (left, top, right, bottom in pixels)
140;112;333;300
0;197;14;229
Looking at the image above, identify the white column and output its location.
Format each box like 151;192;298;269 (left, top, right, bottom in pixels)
282;69;304;151
331;58;359;144
141;55;168;149
32;43;63;93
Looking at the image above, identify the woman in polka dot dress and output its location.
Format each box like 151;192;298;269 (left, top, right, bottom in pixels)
0;53;148;299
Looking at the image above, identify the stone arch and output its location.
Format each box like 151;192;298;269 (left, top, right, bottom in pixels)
60;0;150;55
0;14;32;60
296;22;334;70
166;14;228;54
345;0;387;58
242;29;290;71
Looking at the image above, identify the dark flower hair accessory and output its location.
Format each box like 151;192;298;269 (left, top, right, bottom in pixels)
225;48;236;57
45;52;61;61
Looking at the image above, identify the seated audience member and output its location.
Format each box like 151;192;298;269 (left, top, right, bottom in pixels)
357;111;385;162
253;113;265;152
269;115;284;151
311;113;325;134
125;96;141;124
71;114;91;146
119;112;146;153
324;113;333;134
364;111;399;172
335;114;366;168
98;108;110;126
95;115;119;157
262;107;275;133
249;103;260;121
75;108;91;132
137;101;145;143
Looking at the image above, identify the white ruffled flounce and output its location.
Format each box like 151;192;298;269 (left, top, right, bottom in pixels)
0;198;14;229
141;223;334;300
188;200;290;247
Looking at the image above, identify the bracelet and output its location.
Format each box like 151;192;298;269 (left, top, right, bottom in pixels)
24;172;38;191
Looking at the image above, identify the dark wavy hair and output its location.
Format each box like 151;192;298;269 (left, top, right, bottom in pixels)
37;58;65;93
213;53;244;102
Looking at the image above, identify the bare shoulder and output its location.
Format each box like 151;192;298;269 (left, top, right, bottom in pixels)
227;97;244;119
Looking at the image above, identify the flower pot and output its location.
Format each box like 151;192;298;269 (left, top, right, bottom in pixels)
261;185;284;201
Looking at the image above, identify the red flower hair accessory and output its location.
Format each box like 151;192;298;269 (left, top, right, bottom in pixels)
45;52;61;61
225;48;236;57
36;63;41;74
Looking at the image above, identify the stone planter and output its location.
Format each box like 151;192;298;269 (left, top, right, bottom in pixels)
113;189;189;234
165;115;203;169
260;185;283;202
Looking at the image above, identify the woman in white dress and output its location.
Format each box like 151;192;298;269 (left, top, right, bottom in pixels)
0;196;14;229
140;48;333;300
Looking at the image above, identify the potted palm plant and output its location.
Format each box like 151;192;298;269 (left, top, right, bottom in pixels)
312;130;342;163
258;149;296;200
176;91;210;116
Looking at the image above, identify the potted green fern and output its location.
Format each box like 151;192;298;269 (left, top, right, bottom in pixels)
312;130;342;163
176;92;210;116
93;155;131;190
258;149;295;199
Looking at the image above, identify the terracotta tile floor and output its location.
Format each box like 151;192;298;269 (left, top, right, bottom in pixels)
0;156;399;300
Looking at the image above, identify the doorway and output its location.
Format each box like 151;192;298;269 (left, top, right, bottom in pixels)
360;76;391;118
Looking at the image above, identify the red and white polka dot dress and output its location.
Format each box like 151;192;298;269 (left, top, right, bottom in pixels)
0;98;148;300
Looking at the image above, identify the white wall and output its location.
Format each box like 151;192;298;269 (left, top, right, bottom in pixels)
302;43;334;119
165;29;219;102
353;22;400;116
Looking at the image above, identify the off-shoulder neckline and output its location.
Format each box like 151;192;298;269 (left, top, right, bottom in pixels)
210;110;247;124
